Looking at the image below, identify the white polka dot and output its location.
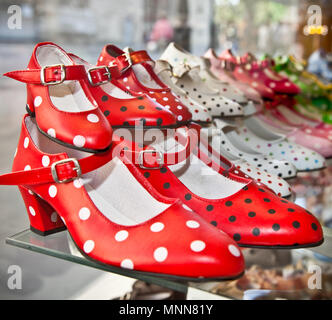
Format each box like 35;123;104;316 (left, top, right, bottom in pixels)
73;135;86;148
115;230;129;242
123;77;128;82
190;240;206;252
83;240;95;253
149;91;154;94
177;115;183;121
228;244;241;257
99;56;103;62
24;137;29;148
163;97;168;101
162;91;167;94
29;206;36;216
269;82;276;88
165;105;171;109
186;220;200;229
177;105;183;110
252;82;258;87
253;73;259;78
153;247;168;262
34;96;42;107
79;207;90;220
47;128;56;138
51;212;58;223
28;189;34;195
24;165;31;171
305;129;312;134
234;170;239;174
48;185;57;198
42;155;50;167
238;68;244;73
182;204;193;212
285;82;291;87
150;222;164;232
121;259;134;270
73;179;82;188
126;86;130;90
87;114;99;123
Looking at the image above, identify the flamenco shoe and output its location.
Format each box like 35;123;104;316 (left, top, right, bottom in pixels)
68;53;177;129
125;124;323;248
96;45;192;125
4;42;112;153
204;48;264;109
0;115;245;281
153;60;212;123
161;43;248;106
219;49;276;101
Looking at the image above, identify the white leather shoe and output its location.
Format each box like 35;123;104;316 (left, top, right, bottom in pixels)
154;60;211;123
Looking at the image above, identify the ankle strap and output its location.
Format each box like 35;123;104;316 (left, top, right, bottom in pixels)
114;50;153;73
4;64;120;86
0;151;113;186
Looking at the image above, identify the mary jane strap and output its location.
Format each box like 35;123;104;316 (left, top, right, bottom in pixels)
4;64;120;86
0;151;113;186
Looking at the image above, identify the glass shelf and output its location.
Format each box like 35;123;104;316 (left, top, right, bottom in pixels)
6;226;332;300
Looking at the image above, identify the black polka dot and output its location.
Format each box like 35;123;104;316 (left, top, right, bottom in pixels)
248;211;256;217
288;208;295;212
101;95;108;102
229;216;236;222
281;200;288;203
210;221;217;226
268;209;276;214
311;223;318;231
225;201;233;207
123;121;130;126
206;205;214;211
160;167;167;173
120;106;127;112
258;188;265;192
138;105;145;110
185;193;192;201
103;110;110;117
264;198;271;202
137;96;144;100
143;172;150;178
278;173;282;177
155;107;162;111
288;170;292;175
244;198;252;204
156;118;163;126
242;186;249;191
233;233;241;241
163;182;170;189
272;223;280;231
252;228;260;236
292;221;300;229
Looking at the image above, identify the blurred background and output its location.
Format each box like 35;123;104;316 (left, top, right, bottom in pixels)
0;0;331;299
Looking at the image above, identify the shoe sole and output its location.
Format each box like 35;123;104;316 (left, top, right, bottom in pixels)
238;238;324;249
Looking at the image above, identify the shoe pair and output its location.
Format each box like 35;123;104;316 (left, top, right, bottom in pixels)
0;42;324;281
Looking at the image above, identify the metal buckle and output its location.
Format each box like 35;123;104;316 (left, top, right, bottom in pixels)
138;150;164;170
120;52;133;73
41;64;66;85
87;66;111;86
51;158;81;184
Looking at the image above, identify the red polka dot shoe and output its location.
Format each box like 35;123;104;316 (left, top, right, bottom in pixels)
241;53;301;96
219;49;276;101
4;42;112;153
0;115;245;281
132;124;323;249
96;45;192;125
68;53;177;129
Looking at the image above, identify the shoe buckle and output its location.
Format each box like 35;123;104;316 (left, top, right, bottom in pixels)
87;66;111;86
138;150;164;170
120;52;132;73
51;158;81;184
41;64;66;85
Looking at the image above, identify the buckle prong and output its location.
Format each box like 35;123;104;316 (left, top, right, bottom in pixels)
41;64;66;86
87;66;111;86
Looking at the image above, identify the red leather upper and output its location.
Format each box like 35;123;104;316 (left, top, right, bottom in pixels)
97;45;193;125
